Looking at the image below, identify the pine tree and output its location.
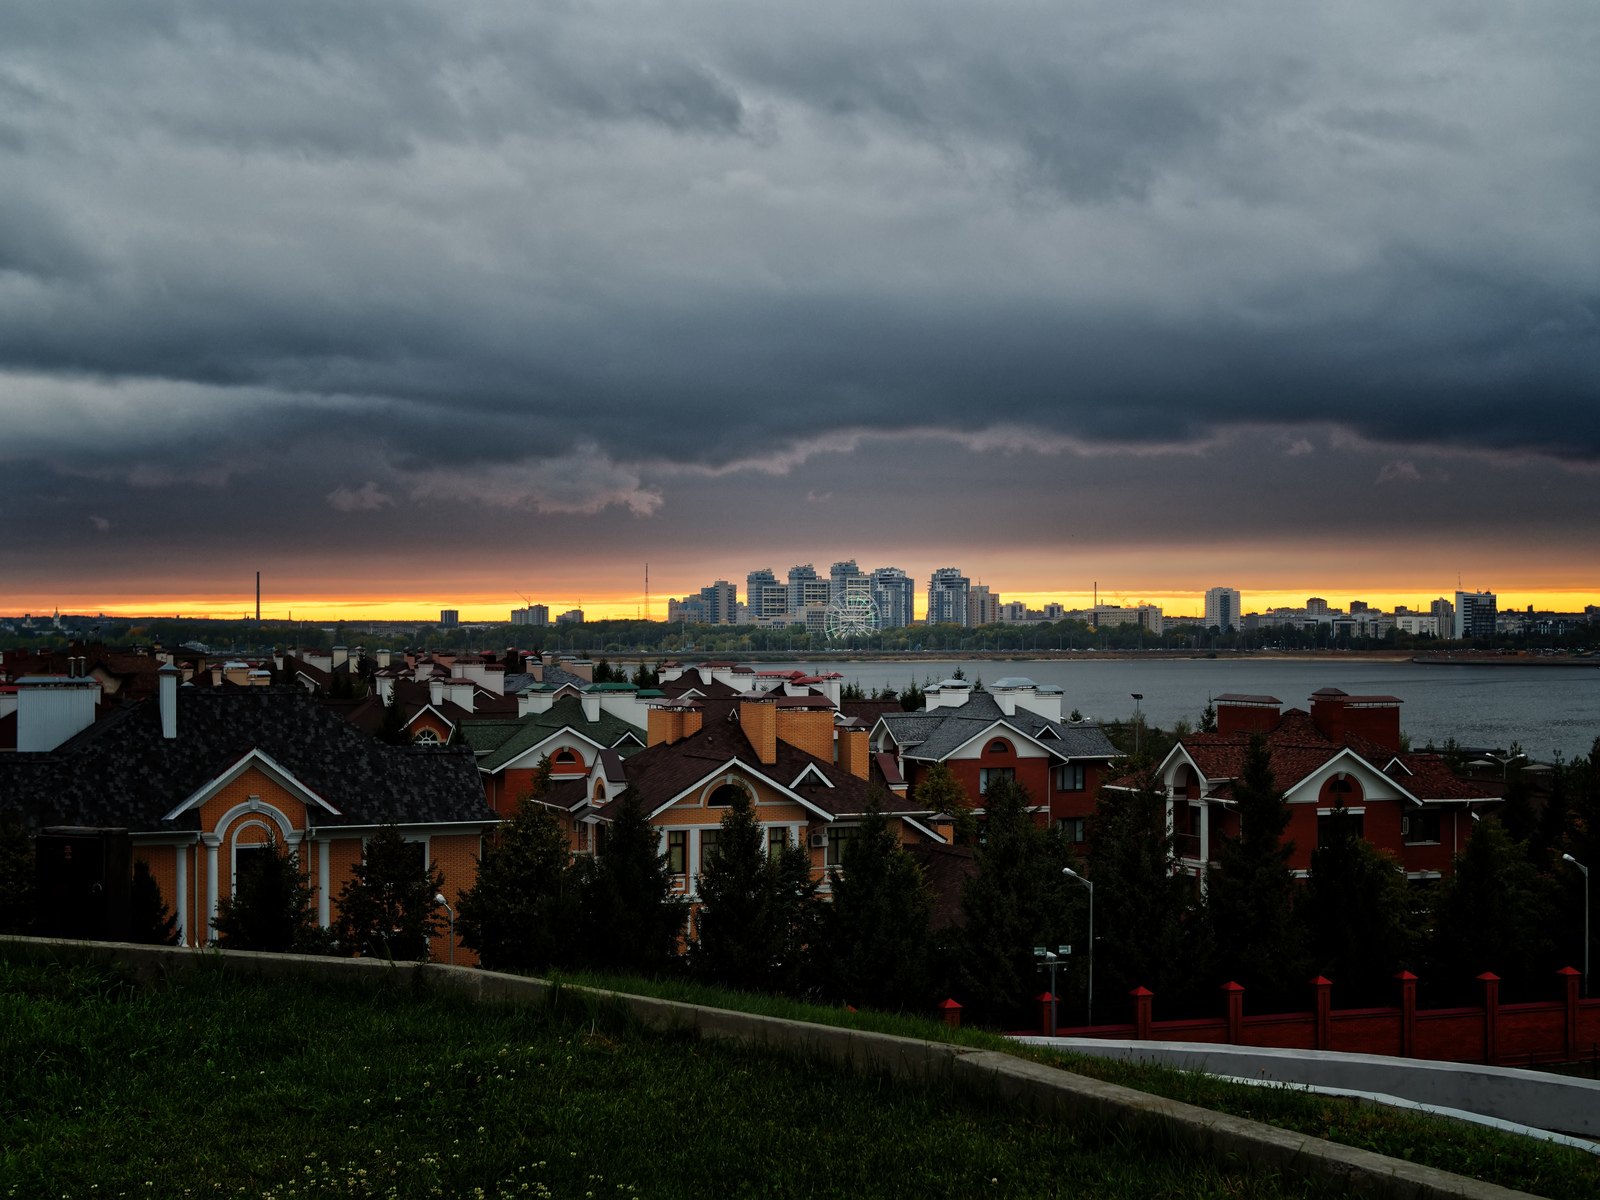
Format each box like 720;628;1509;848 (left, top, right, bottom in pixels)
334;825;446;961
691;786;819;993
1086;770;1208;1017
818;794;935;1010
1204;733;1305;1007
950;778;1080;1027
456;788;578;972
0;820;34;936
377;694;409;745
130;858;178;945
1199;699;1217;733
1299;804;1419;1005
899;678;926;711
1427;817;1559;1003
213;839;322;954
577;789;688;975
916;760;977;846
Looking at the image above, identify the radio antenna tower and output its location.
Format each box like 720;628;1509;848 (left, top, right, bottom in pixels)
645;563;649;622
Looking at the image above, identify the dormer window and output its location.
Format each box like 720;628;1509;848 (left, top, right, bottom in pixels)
554;749;578;767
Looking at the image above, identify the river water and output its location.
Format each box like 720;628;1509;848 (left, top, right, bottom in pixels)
755;658;1600;761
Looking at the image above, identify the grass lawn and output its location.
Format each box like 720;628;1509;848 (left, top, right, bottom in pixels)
549;968;1600;1200
0;953;1338;1200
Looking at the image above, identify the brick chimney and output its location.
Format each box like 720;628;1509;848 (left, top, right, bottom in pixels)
837;725;869;780
1309;688;1348;744
648;706;683;746
741;697;777;764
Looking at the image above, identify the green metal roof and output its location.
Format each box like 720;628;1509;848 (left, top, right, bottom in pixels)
471;694;646;772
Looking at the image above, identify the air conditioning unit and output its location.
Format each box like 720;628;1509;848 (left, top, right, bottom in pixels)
809;831;828;849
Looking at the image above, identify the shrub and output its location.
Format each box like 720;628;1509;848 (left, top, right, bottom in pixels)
213;838;324;954
334;825;445;961
129;859;177;946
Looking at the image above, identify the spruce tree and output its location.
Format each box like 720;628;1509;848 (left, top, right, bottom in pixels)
130;859;178;946
1427;817;1559;1003
377;694;409;745
916;760;977;845
0;819;34;936
950;778;1079;1027
1204;733;1305;1006
213;839;322;954
817;794;935;1011
457;789;579;972
334;825;446;961
1086;770;1207;1017
578;788;688;975
691;786;818;993
1299;804;1419;1005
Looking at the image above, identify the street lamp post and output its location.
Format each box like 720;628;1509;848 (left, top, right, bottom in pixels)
435;893;456;966
1131;694;1144;758
1563;854;1590;997
1063;867;1094;1026
1033;945;1071;1035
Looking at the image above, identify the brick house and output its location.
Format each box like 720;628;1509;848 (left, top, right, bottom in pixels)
1133;689;1501;881
868;678;1120;845
0;667;496;962
573;695;949;906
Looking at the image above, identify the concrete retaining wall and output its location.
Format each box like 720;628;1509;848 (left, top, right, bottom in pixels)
0;936;1540;1200
1020;1038;1600;1137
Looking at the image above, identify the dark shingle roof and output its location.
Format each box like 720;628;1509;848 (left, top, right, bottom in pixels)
467;695;646;772
878;693;1117;761
0;687;493;833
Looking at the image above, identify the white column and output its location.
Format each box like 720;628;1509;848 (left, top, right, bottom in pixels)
1199;803;1211;863
174;843;188;947
318;839;331;928
688;828;700;897
202;834;220;944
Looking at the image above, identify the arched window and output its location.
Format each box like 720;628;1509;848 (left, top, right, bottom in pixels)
413;728;440;744
708;783;747;808
554;749;578;766
987;740;1012;755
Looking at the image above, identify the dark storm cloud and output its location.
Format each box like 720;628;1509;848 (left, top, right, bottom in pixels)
1;0;1598;553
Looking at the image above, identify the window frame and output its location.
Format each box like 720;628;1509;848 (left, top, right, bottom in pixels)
978;766;1015;794
1057;763;1086;792
825;825;860;867
698;828;720;872
666;830;687;875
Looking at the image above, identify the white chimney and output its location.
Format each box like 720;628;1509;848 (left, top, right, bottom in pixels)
376;674;394;703
429;678;445;706
581;691;601;723
448;679;476;712
375;649;392;668
158;664;179;736
519;688;555;715
332;645;348;670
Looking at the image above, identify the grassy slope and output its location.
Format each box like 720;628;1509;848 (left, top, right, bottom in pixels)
549;968;1600;1200
0;955;1334;1200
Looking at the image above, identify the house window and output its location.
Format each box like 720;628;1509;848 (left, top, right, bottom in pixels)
1058;817;1086;844
979;767;1014;794
1317;812;1364;847
1057;764;1086;792
553;749;578;767
233;842;269;891
768;827;789;856
708;783;745;807
1403;812;1441;845
667;831;687;874
987;740;1011;755
699;829;719;871
825;826;859;866
413;729;440;745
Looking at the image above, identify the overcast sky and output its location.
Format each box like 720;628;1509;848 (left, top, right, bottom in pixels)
2;1;1597;617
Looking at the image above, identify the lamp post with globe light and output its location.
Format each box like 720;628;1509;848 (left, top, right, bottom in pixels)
435;893;455;966
1562;855;1589;997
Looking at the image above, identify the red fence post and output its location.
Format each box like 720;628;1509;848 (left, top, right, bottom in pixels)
1036;992;1058;1037
1131;987;1153;1040
937;998;962;1029
1311;977;1332;1050
1478;972;1500;1065
1559;967;1581;1061
1222;980;1245;1045
1396;971;1417;1058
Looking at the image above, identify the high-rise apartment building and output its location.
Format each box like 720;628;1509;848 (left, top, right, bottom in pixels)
699;580;739;625
1431;597;1455;635
830;560;871;605
967;584;1000;627
1204;587;1242;633
927;568;971;627
440;609;460;628
787;564;822;614
1306;597;1329;616
870;566;916;629
511;605;550;626
1454;591;1497;639
746;569;789;623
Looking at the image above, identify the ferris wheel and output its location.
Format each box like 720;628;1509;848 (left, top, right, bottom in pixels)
825;593;881;640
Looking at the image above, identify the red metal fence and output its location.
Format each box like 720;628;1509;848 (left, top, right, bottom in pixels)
1040;968;1600;1067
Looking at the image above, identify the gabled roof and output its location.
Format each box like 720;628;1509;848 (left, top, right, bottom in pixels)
465;695;647;772
0;687;493;833
875;692;1117;762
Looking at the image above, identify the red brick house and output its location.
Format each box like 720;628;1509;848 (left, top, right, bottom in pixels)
868;678;1120;844
1135;689;1500;881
